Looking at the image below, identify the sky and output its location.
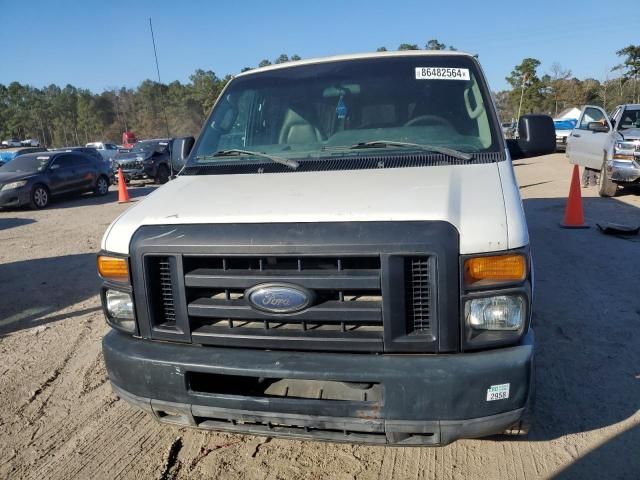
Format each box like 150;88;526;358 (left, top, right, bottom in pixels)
0;0;637;93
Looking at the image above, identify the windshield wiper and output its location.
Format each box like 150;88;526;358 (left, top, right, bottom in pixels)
349;140;473;161
196;149;299;169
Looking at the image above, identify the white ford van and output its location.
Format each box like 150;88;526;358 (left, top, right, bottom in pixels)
98;51;554;445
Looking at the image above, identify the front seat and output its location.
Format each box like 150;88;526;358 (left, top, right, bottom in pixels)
279;109;323;145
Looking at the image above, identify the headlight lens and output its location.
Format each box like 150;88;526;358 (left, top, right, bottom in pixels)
613;141;638;160
465;295;525;331
1;180;28;190
105;289;136;332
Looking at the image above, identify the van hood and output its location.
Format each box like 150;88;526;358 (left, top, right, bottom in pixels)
102;163;517;255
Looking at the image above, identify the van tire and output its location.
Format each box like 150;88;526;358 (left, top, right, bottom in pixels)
598;159;617;197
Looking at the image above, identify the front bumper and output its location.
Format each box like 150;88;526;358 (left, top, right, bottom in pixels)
555;136;568;151
103;329;534;445
0;186;30;207
114;164;153;181
609;159;640;184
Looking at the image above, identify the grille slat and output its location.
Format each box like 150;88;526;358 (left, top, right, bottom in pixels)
188;298;382;323
146;257;178;329
158;259;176;324
407;258;432;334
184;268;380;290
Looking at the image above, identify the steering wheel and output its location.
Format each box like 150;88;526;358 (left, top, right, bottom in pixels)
404;115;454;129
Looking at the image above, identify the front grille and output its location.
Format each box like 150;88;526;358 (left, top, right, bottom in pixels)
133;222;459;353
406;257;433;333
117;161;143;170
180;255;383;351
144;253;440;352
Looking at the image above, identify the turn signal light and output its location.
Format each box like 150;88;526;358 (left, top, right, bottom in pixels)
464;254;526;286
97;255;129;282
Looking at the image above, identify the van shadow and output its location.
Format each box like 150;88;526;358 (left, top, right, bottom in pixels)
553;423;640;479
518;196;640;445
0;253;101;335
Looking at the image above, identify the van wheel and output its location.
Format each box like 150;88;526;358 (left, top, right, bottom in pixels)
598;159;618;197
30;184;49;209
155;165;170;184
94;175;110;196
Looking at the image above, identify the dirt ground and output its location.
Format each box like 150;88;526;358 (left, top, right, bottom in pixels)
0;155;639;479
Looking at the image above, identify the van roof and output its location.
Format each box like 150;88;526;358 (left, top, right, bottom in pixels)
236;50;475;78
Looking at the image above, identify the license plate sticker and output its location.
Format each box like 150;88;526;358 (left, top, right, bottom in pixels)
486;383;510;401
415;67;470;80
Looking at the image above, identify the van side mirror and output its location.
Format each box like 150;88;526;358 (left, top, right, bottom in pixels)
170;136;195;175
507;114;556;159
587;122;609;133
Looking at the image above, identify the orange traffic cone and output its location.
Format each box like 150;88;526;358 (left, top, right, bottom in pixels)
560;165;589;228
117;167;131;204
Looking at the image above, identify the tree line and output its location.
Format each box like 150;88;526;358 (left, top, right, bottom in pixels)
1;43;638;146
0;50;304;147
498;45;640;121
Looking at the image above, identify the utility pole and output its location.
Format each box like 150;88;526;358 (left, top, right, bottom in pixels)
149;17;171;138
516;73;528;127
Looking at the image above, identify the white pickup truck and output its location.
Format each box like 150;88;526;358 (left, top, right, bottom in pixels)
567;104;640;196
86;142;120;166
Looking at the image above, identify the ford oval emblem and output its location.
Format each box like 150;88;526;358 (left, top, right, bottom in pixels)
246;283;314;314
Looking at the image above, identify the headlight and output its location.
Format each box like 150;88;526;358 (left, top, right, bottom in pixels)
1;180;28;190
613;141;638;160
105;289;136;333
465;295;525;331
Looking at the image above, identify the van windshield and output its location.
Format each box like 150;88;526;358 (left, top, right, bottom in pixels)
190;55;501;166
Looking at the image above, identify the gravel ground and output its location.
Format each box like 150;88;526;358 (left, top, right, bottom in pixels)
0;155;639;479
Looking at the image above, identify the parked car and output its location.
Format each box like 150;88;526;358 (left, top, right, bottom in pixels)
1;138;22;147
86;142;119;165
0;150;111;209
0;146;47;167
98;51;555;446
553;119;576;152
21;138;40;147
112;138;173;184
49;146;114;179
566;104;640;196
